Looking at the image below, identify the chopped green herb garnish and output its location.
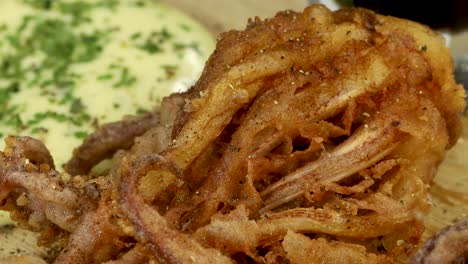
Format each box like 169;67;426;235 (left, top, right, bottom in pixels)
30;127;48;134
108;63;119;69
6;114;24;129
28;112;68;126
58;90;75;105
133;1;146;7
95;0;119;10
173;42;202;55
58;0;119;25
136;108;149;114
0;24;8;32
73;131;88;139
135;28;172;54
25;111;91;128
97;73;113;80
6;34;21;49
160;27;172;39
23;0;53;10
0;82;20;105
34;19;76;59
0;83;21;129
113;66;137;88
130;32;142;40
74;31;108;62
59;2;92;25
179;24;191;32
70;98;85;114
139;38;162;54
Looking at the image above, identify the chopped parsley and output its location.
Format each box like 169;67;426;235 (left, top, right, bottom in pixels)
0;83;21;130
135;28;172;54
0;23;8;32
97;73;113;81
133;1;146;7
136;107;149;114
26;111;91;127
73;131;88;139
5;113;24;129
57;1;94;25
102;63;138;88
0;82;19;106
95;0;119;9
179;24;191;32
74;31;108;62
22;0;53;10
23;0;120;21
113;66;137;88
70;98;85;114
30;127;48;134
173;42;202;56
130;32;142;40
139;38;163;53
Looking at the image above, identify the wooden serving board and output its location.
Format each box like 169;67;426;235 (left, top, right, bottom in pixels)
1;0;467;260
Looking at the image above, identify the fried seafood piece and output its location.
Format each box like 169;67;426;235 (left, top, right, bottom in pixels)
162;4;465;230
0;136;93;238
0;136;127;262
140;4;464;262
0;136;152;263
0;4;466;264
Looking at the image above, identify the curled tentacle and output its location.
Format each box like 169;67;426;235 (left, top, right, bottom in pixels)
118;154;232;263
65;112;160;176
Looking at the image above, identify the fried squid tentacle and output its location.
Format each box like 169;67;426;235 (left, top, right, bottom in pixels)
65;112;160;176
1;138;84;220
3;136;55;169
0;136;104;250
119;154;233;264
54;191;123;264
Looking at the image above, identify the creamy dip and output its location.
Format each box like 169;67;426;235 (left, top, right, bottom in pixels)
0;0;214;225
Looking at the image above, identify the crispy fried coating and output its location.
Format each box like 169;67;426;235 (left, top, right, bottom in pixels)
0;4;465;263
